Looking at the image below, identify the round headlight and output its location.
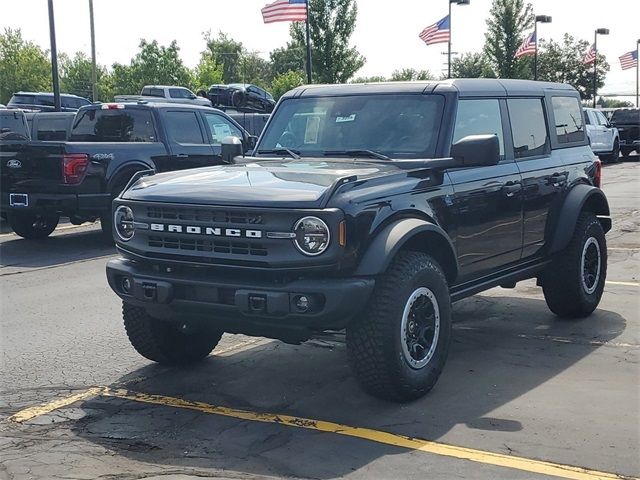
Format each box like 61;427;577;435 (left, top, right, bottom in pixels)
114;205;135;241
293;216;330;256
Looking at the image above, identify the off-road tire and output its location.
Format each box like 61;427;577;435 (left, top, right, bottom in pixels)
9;212;59;239
347;251;452;402
542;213;607;318
123;302;222;365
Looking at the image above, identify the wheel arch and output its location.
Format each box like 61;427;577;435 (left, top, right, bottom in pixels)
108;161;155;193
549;184;611;255
354;218;458;284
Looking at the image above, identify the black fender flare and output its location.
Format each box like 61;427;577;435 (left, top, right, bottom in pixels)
549;184;611;254
355;218;459;282
108;161;155;193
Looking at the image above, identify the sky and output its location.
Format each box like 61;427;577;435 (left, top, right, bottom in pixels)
1;0;638;97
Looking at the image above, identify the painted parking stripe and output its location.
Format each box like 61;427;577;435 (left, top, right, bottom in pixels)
605;280;640;287
7;386;634;479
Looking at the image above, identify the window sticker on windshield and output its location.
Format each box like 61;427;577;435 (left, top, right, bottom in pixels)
336;114;356;123
304;116;320;144
212;123;232;140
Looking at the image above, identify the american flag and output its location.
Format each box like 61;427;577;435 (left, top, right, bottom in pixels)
619;50;638;70
261;0;307;24
419;15;450;45
583;43;596;64
515;31;536;58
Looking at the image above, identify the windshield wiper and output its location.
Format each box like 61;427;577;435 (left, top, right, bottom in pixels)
256;148;301;159
323;149;391;161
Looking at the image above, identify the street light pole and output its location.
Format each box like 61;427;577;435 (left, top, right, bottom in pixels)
534;15;551;81
593;28;609;109
47;0;61;111
448;0;470;79
89;0;97;102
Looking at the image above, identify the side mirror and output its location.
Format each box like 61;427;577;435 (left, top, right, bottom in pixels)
189;94;197;99
221;136;244;163
450;134;500;167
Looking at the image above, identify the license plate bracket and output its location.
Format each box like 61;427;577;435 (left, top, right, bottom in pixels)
9;193;28;207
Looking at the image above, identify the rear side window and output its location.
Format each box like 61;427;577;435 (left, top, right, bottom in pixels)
69;108;156;142
453;99;505;156
169;88;192;99
9;95;36;105
165;111;204;144
142;88;165;98
508;98;549;158
36;95;55;107
552;96;585;144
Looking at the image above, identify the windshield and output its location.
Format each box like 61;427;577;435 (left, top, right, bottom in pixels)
258;94;445;159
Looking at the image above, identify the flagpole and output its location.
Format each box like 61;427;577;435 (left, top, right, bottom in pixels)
534;22;538;81
447;0;452;79
636;39;639;107
305;1;312;84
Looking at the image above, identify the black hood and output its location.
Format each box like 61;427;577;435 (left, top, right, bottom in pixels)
122;158;398;208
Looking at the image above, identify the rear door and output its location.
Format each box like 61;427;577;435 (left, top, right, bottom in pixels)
159;109;215;171
448;98;524;281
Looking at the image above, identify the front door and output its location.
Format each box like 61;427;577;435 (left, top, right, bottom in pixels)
159;109;215;172
448;98;524;281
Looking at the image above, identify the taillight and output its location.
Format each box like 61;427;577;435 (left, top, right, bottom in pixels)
594;158;602;188
62;154;89;185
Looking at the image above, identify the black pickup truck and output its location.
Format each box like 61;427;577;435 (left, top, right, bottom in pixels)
610;108;640;157
1;102;255;239
106;79;610;401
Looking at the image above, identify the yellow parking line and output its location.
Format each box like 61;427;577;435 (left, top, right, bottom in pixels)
8;387;105;423
101;387;629;480
606;280;640;287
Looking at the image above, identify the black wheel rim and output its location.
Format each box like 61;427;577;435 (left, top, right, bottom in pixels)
401;287;440;369
581;237;601;295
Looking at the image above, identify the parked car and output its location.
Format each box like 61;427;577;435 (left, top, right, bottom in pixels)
0;109;30;140
584;107;620;162
1;102;255;239
609;108;640;157
115;85;212;107
26;112;76;141
226;112;271;138
7;92;91;112
203;83;276;113
106;79;610;402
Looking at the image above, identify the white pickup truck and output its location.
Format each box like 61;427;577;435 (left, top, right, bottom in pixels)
114;85;212;107
584;107;620;162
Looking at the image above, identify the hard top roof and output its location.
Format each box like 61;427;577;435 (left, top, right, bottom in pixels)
283;78;577;99
13;91;88;99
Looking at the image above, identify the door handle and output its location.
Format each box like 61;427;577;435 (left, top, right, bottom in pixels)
547;174;567;187
175;154;188;158
502;183;522;197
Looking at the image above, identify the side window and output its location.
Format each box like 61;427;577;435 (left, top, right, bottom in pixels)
551;96;585;144
595;111;608;126
453;99;504;156
169;88;190;99
36;116;70;140
149;88;165;98
508;98;550;158
203;113;243;144
584;111;591;125
165;111;204;144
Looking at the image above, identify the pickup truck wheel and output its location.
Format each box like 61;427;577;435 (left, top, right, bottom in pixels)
123;302;222;365
621;148;633;158
346;251;451;402
608;139;620;162
542;213;607;318
8;212;59;239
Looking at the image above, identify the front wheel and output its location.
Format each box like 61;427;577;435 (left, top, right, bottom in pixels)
347;251;452;402
608;139;620;162
542;213;607;318
8;211;59;239
123;302;223;365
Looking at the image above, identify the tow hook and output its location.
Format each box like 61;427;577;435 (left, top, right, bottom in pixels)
142;283;157;301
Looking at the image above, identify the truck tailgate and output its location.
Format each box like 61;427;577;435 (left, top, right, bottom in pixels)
0;141;65;193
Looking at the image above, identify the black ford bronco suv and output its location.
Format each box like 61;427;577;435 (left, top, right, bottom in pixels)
106;79;610;402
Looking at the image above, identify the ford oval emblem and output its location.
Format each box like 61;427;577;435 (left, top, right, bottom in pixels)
6;159;22;169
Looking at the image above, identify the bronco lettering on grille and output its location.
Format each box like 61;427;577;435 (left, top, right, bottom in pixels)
148;223;262;239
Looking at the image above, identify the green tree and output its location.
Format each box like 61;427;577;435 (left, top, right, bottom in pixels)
242;52;272;88
351;75;388;83
270;42;305;78
451;52;496;78
202;31;244;83
191;55;224;93
597;97;633;108
59;51;109;101
109;40;192;96
537;34;610;101
0;28;51;104
270;70;305;100
484;0;533;79
290;0;365;83
390;68;434;81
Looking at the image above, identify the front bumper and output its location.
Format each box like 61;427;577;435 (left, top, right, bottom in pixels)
106;258;374;336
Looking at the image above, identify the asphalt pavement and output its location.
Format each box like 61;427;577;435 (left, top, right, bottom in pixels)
1;158;639;480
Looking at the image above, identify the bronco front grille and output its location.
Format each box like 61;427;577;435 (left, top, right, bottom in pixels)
146;206;263;225
148;235;268;256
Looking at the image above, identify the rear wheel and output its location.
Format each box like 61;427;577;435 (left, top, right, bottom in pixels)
542;212;607;318
621;148;633;158
123;302;222;365
9;211;59;239
347;251;452;402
